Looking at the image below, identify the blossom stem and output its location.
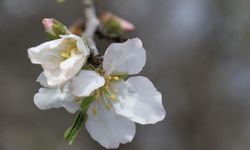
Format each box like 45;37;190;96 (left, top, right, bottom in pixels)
82;0;100;55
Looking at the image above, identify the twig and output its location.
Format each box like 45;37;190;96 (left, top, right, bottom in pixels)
82;0;100;55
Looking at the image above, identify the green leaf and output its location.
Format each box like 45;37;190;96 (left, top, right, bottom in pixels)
64;111;85;145
81;95;95;112
64;96;95;145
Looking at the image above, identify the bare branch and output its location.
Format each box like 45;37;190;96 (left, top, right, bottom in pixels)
82;0;100;55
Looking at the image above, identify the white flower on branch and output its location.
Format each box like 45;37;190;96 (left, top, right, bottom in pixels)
34;72;79;113
69;38;166;149
28;34;90;86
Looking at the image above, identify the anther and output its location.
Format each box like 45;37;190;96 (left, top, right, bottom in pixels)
112;76;120;81
92;108;97;116
61;52;70;59
110;94;117;101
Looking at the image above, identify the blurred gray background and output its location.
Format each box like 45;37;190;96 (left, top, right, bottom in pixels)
1;0;250;150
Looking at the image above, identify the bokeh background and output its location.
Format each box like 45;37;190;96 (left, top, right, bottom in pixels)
1;0;250;149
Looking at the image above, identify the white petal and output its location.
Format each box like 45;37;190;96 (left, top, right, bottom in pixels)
60;53;83;70
42;66;67;86
36;72;49;87
60;53;85;83
111;76;166;124
28;39;63;68
85;101;136;149
61;85;80;113
34;88;61;110
36;72;58;88
43;54;84;86
34;88;79;113
69;70;105;97
62;101;80;113
103;38;146;75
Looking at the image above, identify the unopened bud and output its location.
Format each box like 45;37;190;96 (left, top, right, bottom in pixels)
42;18;69;39
100;12;135;37
117;17;135;32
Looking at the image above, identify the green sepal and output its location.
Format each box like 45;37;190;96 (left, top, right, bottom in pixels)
45;19;69;39
103;18;124;37
53;21;67;37
46;32;59;40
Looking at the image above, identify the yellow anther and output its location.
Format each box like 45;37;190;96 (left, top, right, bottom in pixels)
110;94;117;101
92;108;97;116
60;41;77;60
60;51;70;59
112;76;120;81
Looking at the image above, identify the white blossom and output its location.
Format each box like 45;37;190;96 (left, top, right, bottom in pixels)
69;38;166;149
34;70;105;113
28;34;90;86
34;72;79;113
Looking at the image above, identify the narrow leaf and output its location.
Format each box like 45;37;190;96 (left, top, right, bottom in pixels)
81;95;95;112
64;95;96;145
64;111;85;145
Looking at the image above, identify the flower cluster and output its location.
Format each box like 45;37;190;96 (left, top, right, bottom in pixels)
28;18;166;149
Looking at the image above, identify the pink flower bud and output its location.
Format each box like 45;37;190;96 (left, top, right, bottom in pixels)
118;17;135;32
100;12;135;33
42;18;69;39
42;18;55;34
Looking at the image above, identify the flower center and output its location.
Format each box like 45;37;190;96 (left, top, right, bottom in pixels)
104;75;120;100
92;75;120;116
60;39;78;60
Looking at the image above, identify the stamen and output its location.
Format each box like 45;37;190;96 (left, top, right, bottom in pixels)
110;94;117;101
96;90;101;103
92;107;97;116
112;76;120;81
92;100;99;116
61;51;70;59
102;93;113;110
104;87;117;102
60;40;77;60
104;85;118;101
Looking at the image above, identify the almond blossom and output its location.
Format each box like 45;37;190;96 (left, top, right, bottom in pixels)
28;0;166;148
28;34;90;86
69;38;166;149
33;70;105;113
34;72;79;113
